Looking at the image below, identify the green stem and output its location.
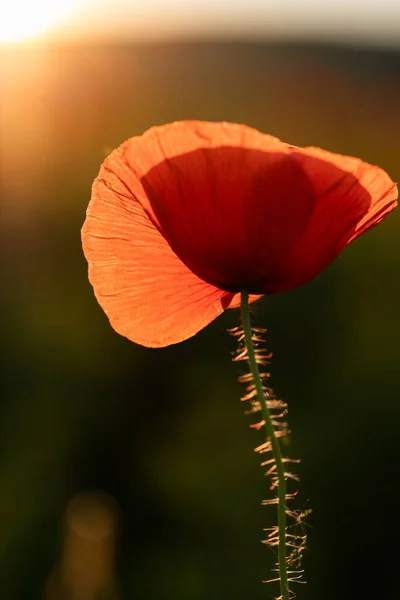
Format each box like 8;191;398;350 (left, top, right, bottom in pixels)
240;291;289;600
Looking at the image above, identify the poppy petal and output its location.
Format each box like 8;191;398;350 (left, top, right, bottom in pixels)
82;121;397;347
262;147;398;292
119;120;285;228
82;164;234;348
123;122;316;293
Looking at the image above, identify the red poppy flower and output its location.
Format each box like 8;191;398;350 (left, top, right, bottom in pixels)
82;121;397;348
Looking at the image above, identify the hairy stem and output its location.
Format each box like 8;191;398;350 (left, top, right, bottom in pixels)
240;291;289;600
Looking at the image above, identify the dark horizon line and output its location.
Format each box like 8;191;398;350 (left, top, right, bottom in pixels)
3;34;400;57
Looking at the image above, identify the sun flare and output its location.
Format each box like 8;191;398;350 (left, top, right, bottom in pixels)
0;0;78;43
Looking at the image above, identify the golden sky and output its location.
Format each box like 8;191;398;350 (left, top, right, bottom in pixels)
2;0;400;46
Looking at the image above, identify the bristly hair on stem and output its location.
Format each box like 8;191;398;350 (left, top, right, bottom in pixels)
229;291;311;600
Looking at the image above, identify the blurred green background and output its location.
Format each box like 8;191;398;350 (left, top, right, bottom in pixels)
1;27;400;600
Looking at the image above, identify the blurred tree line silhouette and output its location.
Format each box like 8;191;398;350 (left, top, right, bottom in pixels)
1;40;400;599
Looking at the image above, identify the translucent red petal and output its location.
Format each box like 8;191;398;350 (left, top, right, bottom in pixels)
82;121;397;346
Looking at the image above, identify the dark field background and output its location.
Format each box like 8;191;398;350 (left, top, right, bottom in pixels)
1;41;400;600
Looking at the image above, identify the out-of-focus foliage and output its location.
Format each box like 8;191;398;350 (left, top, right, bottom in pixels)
1;41;399;600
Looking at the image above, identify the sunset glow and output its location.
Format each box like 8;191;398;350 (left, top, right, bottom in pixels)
0;0;78;43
